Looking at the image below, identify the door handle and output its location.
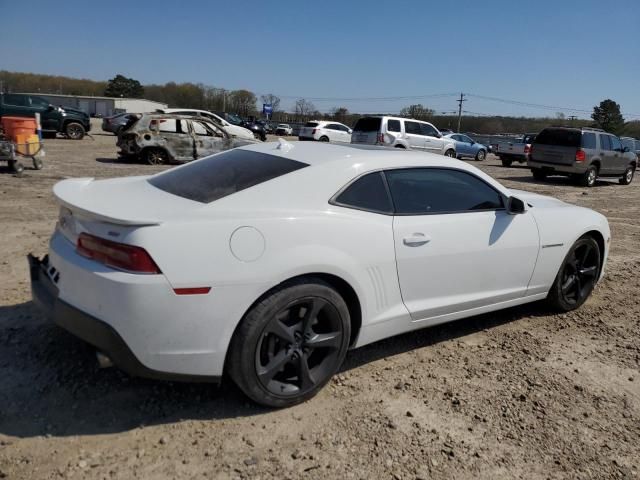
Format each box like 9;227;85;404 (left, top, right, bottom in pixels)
403;233;431;247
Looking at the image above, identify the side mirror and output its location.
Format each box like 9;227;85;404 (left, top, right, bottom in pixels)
47;105;56;111
348;129;353;134
507;196;526;215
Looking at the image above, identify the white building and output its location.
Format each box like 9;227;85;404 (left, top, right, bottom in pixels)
20;93;168;117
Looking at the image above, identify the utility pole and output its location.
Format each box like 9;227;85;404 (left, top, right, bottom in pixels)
222;89;226;113
456;93;466;133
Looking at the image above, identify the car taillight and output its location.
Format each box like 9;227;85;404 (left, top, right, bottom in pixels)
76;233;161;274
524;145;531;154
575;149;586;162
377;133;385;144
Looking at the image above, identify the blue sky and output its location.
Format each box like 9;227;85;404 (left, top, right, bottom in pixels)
2;0;639;119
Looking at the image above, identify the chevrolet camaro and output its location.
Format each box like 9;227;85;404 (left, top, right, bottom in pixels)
29;141;610;407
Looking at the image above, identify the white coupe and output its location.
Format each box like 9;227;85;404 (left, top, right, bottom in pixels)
29;141;610;407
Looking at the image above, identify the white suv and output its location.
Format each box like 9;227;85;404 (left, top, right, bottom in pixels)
298;120;352;143
351;116;456;157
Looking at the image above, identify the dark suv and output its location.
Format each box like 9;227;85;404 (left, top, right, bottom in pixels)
0;93;91;140
528;127;637;187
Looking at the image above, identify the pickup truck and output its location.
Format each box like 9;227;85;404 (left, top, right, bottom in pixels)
0;93;91;140
496;133;536;167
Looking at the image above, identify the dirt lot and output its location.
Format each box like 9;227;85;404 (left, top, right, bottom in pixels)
0;128;638;480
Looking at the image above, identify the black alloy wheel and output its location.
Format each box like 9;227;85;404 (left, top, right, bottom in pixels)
548;237;601;311
65;122;85;140
228;279;350;407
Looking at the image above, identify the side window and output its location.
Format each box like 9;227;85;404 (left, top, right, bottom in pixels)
461;135;473;143
326;124;339;130
192;121;214;137
610;136;622;151
29;96;50;108
419;123;439;137
451;135;461;141
582;132;596;149
387;119;401;132
405;121;422;135
333;172;393;214
3;94;27;106
385;168;504;215
157;119;189;134
339;125;350;132
599;134;611;151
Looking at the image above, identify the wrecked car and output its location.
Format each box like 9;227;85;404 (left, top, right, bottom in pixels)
117;113;257;165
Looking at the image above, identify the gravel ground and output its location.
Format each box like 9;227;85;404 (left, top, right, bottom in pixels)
0;128;638;479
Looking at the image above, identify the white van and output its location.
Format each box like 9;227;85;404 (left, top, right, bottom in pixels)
351;116;456;157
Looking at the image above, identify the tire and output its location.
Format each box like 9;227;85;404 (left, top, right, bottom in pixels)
547;236;601;312
532;168;547;181
579;164;598;187
227;278;351;408
619;165;635;185
9;160;24;176
444;149;456;158
394;144;406;149
32;157;43;170
319;136;330;142
475;149;486;161
501;158;513;167
143;148;169;165
65;122;85;140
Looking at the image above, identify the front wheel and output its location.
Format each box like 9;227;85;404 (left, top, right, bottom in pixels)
444;149;456;158
547;236;601;311
65;122;85;140
475;149;486;161
619;165;635;185
227;278;351;408
319;136;330;142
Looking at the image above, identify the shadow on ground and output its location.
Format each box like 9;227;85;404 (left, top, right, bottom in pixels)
0;299;551;439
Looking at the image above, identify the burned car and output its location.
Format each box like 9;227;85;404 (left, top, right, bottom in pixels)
117;113;257;165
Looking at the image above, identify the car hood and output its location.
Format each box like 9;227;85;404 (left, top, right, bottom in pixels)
509;189;569;208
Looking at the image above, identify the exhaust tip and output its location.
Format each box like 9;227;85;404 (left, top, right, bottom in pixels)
96;351;114;369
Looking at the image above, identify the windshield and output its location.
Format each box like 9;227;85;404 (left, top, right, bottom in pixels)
225;113;243;125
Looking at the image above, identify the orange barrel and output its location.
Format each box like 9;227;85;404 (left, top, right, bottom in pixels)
1;116;37;141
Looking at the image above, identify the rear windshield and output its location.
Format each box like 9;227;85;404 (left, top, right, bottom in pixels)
353;117;382;132
305;122;319;127
534;128;581;147
148;149;308;203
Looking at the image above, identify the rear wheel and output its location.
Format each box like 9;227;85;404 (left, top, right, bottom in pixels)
579;165;598;187
475;149;486;161
501;157;513;167
619;165;635;185
532;168;547;181
394;144;406;149
65;122;85;140
444;149;456;158
228;278;351;408
547;236;600;311
319;136;330;142
143;148;169;165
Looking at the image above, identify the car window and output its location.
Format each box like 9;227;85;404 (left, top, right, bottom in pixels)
333;172;393;214
387;119;401;132
599;134;612;151
385;168;504;215
326;124;338;130
156;119;189;134
305;122;319;127
29;96;51;108
451;135;460;141
338;124;350;132
621;138;635;151
582;132;597;149
610;136;622;151
148;149;309;204
419;123;439;137
534;128;580;147
2;94;28;107
192;120;224;137
460;135;473;143
405;121;422;135
354;117;381;132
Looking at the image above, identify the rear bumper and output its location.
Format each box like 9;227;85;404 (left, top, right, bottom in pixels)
28;253;220;383
528;159;583;174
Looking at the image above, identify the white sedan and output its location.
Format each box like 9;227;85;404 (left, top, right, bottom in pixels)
29;141;610;407
298;120;353;143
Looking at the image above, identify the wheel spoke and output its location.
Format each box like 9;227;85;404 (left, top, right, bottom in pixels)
302;298;328;335
257;349;292;384
295;353;315;390
561;275;576;294
265;315;296;343
579;265;597;277
306;331;342;350
580;246;591;266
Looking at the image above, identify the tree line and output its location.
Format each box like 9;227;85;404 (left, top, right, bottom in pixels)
1;71;638;137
